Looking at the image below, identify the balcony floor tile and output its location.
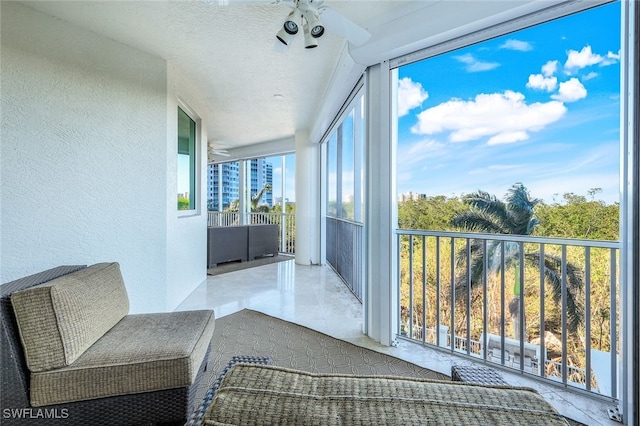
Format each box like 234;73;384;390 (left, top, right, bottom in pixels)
176;259;615;426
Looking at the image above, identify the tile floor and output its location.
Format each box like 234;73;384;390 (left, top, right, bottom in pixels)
176;259;618;426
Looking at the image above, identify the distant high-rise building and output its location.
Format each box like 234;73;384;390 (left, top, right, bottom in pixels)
207;162;239;211
398;192;427;202
265;162;273;207
207;159;273;210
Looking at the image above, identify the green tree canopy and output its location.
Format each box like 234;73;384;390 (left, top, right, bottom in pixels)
450;183;585;337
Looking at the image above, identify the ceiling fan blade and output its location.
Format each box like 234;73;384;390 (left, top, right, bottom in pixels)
208;146;231;157
319;7;370;46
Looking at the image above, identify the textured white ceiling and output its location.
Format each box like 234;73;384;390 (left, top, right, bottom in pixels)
20;0;558;154
21;0;413;151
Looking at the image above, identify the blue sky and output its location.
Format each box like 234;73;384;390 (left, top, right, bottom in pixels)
269;153;296;203
396;1;621;204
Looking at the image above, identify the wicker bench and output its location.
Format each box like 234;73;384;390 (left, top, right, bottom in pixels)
1;263;215;425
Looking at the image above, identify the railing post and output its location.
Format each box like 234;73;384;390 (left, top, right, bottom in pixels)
436;237;441;347
539;243;546;377
422;235;427;345
450;237;455;353
609;248;617;399
281;213;286;253
585;246;592;391
482;239;488;361
500;242;506;365
466;238;471;356
561;245;568;386
409;235;414;340
438;325;449;348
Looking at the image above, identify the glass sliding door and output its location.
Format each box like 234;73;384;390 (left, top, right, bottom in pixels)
324;89;365;301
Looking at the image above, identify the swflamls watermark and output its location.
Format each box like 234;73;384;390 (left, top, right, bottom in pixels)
3;408;69;419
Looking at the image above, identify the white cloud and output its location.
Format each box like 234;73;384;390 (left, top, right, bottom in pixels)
397;77;428;117
582;71;598;81
454;53;500;72
500;39;533;51
410;91;567;146
526;74;558;91
488;131;530;145
564;46;603;70
563;45;618;72
468;164;523;175
541;60;558;77
489;164;524;171
397;139;446;166
601;50;620;65
551;78;587;102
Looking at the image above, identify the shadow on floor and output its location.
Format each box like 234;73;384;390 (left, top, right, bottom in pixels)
207;254;294;276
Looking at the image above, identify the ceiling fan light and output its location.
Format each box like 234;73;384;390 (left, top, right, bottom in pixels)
303;23;318;48
303;9;324;38
283;9;301;35
310;24;324;38
276;27;295;45
284;20;298;35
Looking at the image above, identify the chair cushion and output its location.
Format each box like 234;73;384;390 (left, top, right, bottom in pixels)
30;310;215;406
11;262;129;372
204;364;570;426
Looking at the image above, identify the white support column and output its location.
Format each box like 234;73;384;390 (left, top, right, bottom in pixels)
365;62;397;346
239;160;247;225
319;140;327;266
295;129;320;265
620;1;638;424
217;164;223;223
280;155;287;252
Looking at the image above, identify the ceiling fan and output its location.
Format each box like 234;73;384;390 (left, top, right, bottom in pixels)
274;0;371;48
208;145;231;163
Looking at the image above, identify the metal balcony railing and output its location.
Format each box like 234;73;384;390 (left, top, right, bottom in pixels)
396;229;619;401
207;211;296;254
326;217;364;302
207;211;239;227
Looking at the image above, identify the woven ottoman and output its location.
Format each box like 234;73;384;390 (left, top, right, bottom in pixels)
187;356;272;426
451;364;508;385
203;364;570;425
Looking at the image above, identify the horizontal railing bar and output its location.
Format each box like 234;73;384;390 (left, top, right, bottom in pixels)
396;229;619;248
326;215;364;227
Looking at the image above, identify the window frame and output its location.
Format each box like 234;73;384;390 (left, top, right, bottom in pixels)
177;102;200;216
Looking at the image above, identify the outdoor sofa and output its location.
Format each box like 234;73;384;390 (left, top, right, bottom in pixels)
207;224;278;268
1;262;215;425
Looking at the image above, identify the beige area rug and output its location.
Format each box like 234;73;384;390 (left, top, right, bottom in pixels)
194;309;448;403
191;309;585;426
207;254;294;276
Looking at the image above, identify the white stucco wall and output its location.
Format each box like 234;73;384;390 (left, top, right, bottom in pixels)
0;3;205;313
165;64;209;311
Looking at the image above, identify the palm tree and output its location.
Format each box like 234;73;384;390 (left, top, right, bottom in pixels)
451;183;584;339
225;183;272;213
251;183;272;212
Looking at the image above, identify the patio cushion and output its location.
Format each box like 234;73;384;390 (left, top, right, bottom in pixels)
205;364;571;425
11;262;129;372
30;310;215;406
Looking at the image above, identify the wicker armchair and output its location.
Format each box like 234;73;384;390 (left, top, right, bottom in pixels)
1;265;213;425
